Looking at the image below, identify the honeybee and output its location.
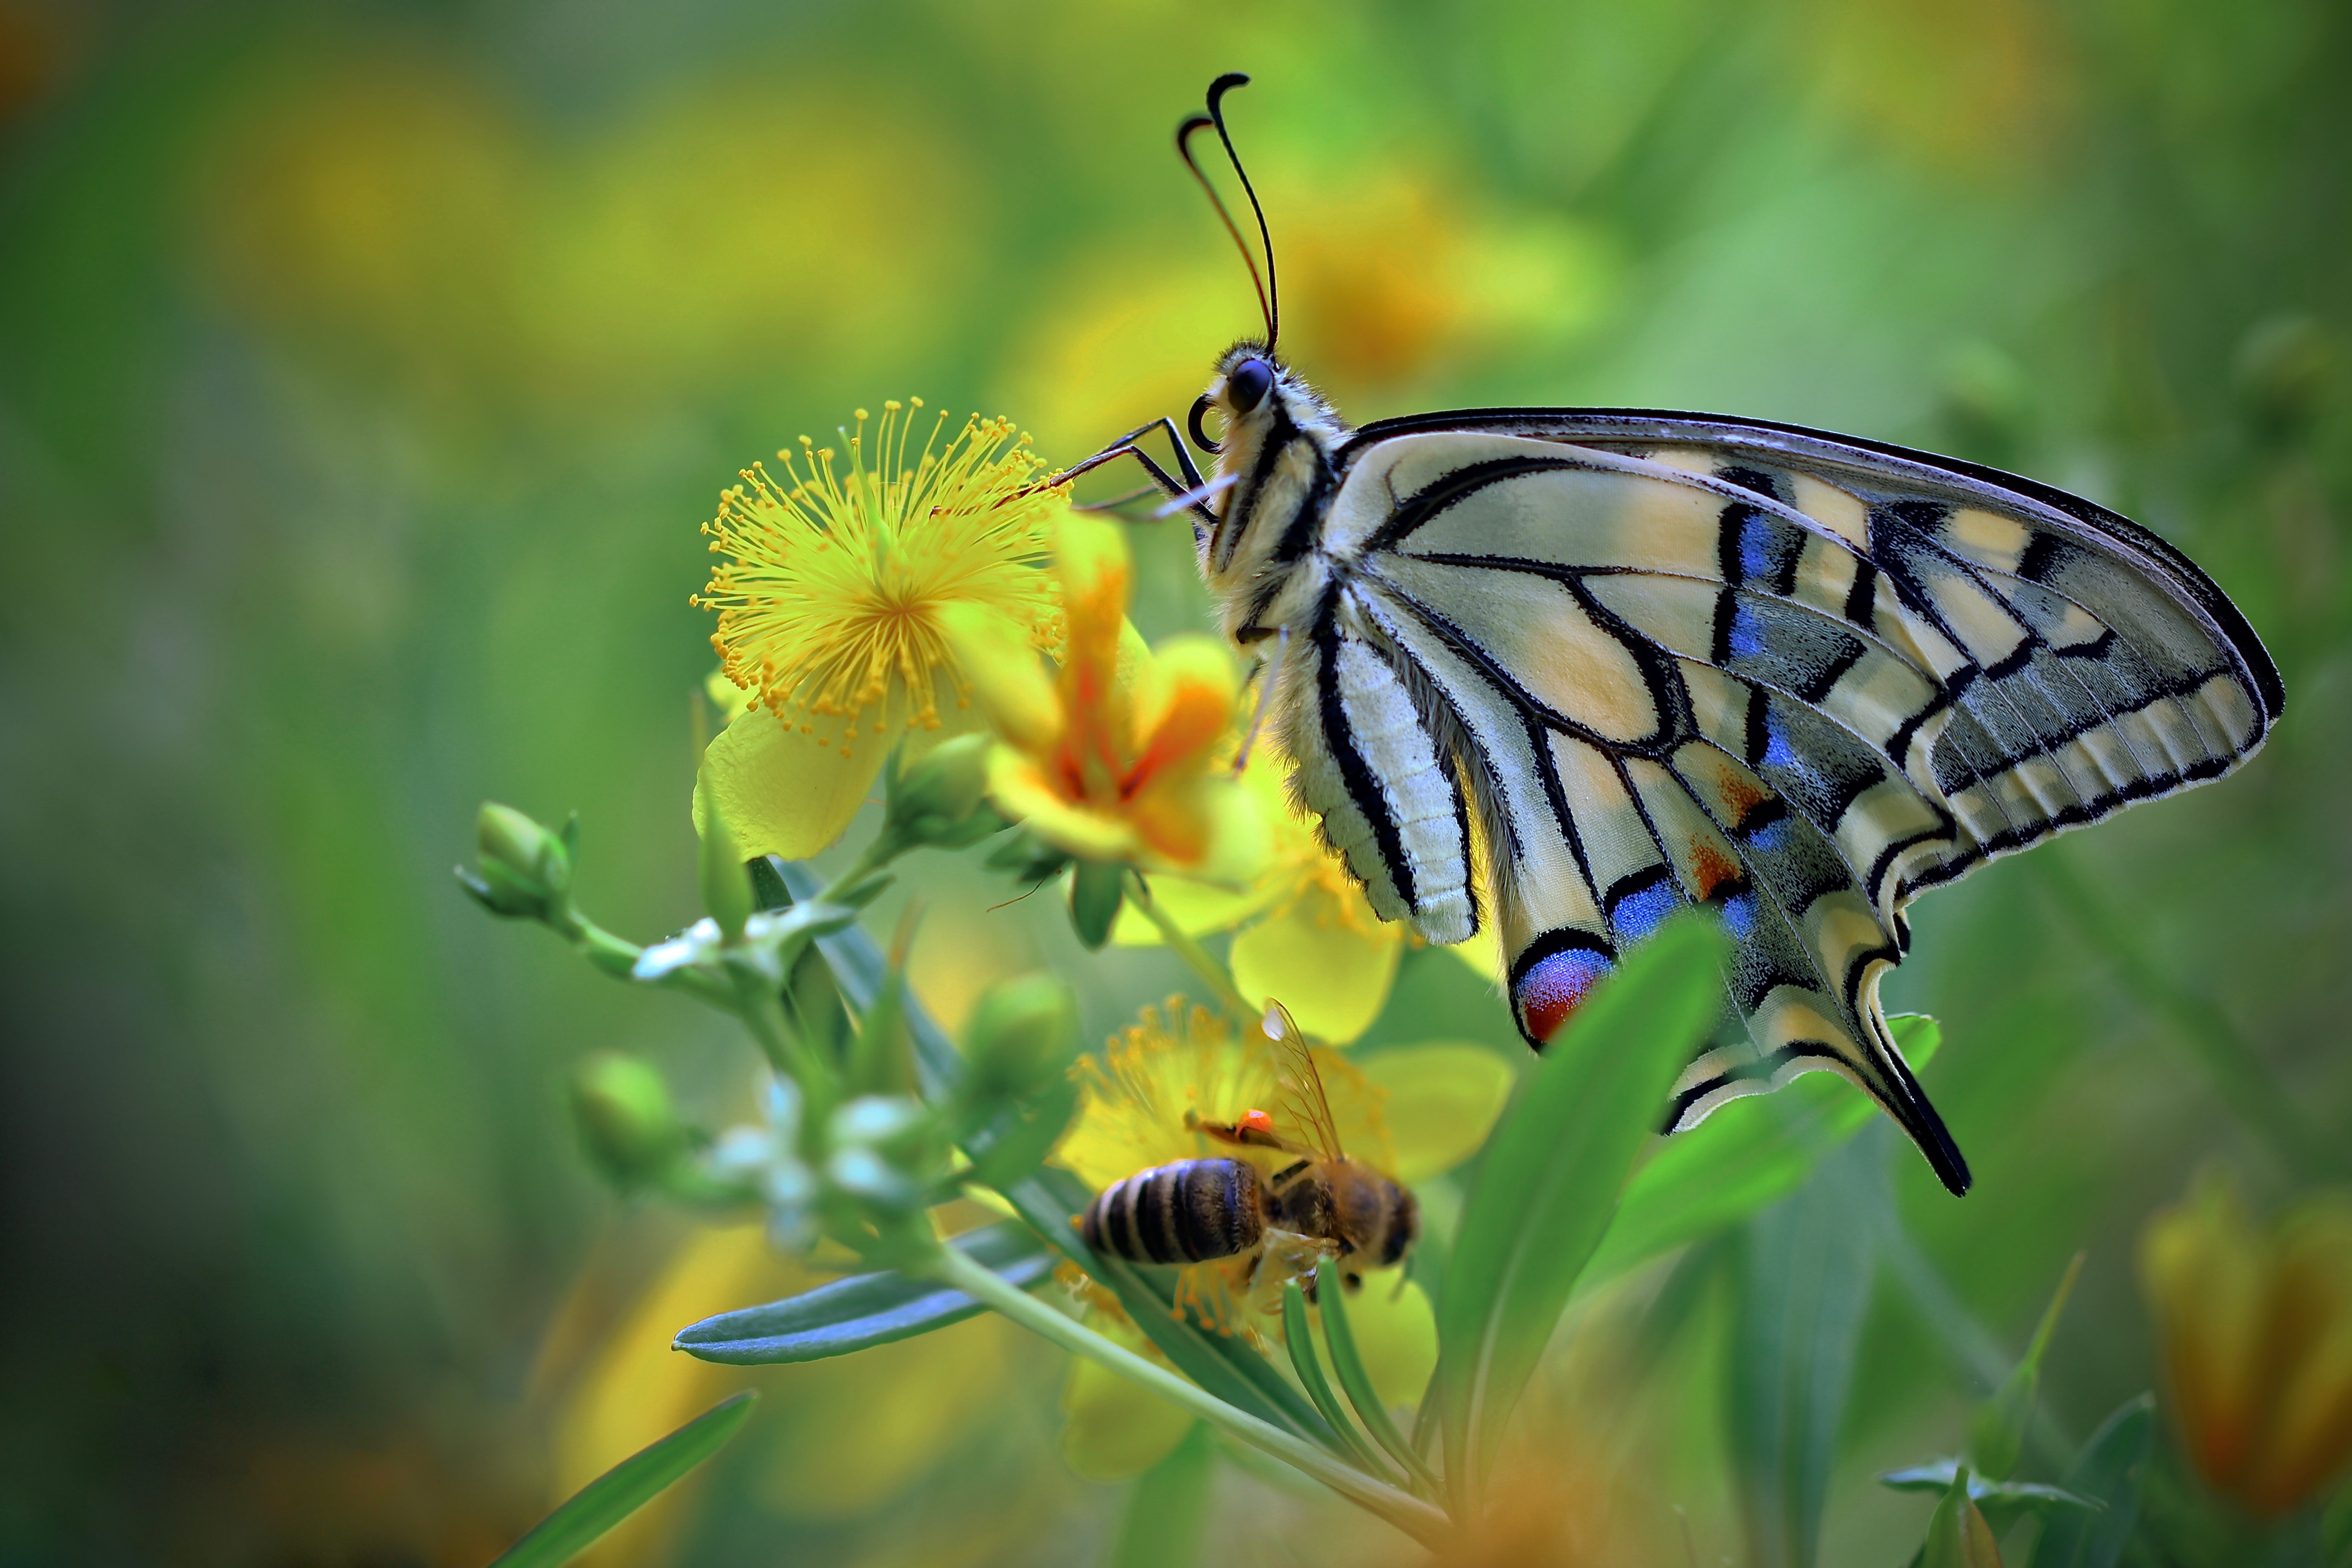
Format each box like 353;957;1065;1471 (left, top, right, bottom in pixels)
1079;1001;1418;1294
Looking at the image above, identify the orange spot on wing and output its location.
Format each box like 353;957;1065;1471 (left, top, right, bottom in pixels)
1238;1108;1275;1136
1690;839;1741;902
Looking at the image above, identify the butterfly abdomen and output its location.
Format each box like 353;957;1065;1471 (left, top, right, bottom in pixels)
1081;1158;1266;1265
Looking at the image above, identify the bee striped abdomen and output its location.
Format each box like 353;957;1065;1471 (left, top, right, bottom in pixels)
1081;1158;1265;1265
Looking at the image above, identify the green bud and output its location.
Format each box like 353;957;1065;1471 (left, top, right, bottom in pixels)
461;802;572;920
1967;1250;2082;1481
694;769;754;942
883;734;1007;852
962;973;1080;1096
1923;1467;2003;1568
570;1053;687;1189
1068;859;1124;950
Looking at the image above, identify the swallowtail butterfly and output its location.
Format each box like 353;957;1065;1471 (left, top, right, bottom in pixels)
1060;75;2282;1195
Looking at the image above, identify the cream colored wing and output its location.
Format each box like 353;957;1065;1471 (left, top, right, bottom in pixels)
1276;412;2277;1195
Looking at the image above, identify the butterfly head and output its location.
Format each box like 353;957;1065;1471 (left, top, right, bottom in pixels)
1191;342;1347;582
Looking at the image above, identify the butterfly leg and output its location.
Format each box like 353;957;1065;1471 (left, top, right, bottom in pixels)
1044;417;1218;533
1233;626;1289;774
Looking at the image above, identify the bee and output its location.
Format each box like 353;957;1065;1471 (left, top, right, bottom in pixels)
1079;1001;1418;1293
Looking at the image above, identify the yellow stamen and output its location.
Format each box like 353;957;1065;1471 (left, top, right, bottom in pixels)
692;403;1064;751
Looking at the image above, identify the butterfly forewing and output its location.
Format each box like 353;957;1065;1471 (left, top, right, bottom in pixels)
1278;412;2276;1193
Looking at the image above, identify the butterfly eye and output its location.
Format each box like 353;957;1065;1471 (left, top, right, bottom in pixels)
1227;356;1274;415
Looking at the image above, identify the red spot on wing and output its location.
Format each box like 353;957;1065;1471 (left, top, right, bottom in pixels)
1513;947;1616;1047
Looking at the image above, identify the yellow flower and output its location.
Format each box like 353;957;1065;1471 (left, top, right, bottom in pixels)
2139;1167;2352;1514
1053;999;1393;1329
944;514;1264;879
692;401;1064;859
1114;749;1402;1043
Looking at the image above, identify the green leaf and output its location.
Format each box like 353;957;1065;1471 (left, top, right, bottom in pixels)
1727;1134;1879;1568
1069;858;1125;949
1881;1458;2099;1531
1317;1258;1442;1494
672;1222;1052;1364
1582;1015;1940;1291
487;1392;754;1568
1281;1280;1400;1483
1431;913;1725;1503
2026;1395;2153;1568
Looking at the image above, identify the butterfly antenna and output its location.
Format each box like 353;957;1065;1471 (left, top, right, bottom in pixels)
1178;71;1280;351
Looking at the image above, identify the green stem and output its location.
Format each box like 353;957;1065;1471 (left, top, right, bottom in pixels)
1124;871;1255;1020
927;1244;1452;1549
2039;854;2335;1182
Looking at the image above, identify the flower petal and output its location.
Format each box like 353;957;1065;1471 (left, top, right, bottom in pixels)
1128;633;1240;781
1230;884;1403;1045
1110;872;1281;946
938;602;1061;753
1360;1043;1522;1182
985;750;1142;864
698;703;889;861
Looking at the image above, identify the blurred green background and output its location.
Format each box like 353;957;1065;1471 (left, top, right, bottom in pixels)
0;0;2344;1563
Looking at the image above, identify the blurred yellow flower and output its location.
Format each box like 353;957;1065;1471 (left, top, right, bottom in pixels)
945;514;1264;879
2139;1167;2352;1515
693;402;1064;859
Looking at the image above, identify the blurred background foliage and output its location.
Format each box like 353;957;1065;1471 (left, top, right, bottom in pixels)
0;0;2345;1563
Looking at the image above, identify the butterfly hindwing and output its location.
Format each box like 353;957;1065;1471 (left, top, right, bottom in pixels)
1276;414;2276;1193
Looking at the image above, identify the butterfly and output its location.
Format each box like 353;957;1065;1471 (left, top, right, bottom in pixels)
1056;75;2283;1195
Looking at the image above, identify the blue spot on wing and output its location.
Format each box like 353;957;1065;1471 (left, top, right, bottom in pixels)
1609;879;1682;946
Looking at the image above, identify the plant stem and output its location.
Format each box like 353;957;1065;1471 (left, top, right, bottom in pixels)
926;1243;1452;1549
1123;871;1256;1020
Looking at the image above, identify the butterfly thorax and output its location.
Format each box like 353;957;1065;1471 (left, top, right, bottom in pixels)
1199;346;1350;650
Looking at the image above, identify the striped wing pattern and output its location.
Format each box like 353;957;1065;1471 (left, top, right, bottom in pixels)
1284;414;2278;1193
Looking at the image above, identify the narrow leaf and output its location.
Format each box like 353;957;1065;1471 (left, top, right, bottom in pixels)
1318;1259;1441;1494
1432;914;1726;1501
674;1222;1051;1364
1583;1015;1940;1290
1282;1281;1398;1482
1727;1133;1879;1568
488;1392;754;1568
2026;1395;2153;1568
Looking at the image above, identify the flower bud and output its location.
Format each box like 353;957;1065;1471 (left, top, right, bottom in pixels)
1922;1467;2002;1568
569;1052;686;1189
889;733;994;835
2141;1167;2352;1514
962;973;1079;1096
462;802;572;920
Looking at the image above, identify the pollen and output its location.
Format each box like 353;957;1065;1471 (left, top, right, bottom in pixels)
692;400;1066;754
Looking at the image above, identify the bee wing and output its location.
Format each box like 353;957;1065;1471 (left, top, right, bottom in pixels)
1261;1000;1345;1163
